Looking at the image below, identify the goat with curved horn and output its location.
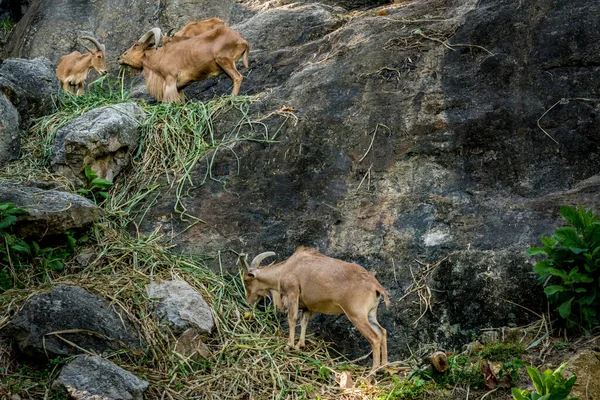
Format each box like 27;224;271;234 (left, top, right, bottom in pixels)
56;35;107;95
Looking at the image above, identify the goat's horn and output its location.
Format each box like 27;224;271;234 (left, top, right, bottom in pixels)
80;36;104;52
250;251;276;270
138;28;162;48
166;27;174;36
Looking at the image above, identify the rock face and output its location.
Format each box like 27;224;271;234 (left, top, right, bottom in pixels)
6;0;600;363
54;355;149;400
0;94;20;165
147;280;214;335
0;57;58;127
50;103;145;187
0;180;102;238
6;285;144;358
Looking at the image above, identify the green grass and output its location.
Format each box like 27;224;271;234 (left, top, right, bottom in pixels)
478;341;525;362
0;16;14;43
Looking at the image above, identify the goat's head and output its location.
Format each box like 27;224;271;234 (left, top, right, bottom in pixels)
240;251;276;305
80;36;107;75
118;28;162;70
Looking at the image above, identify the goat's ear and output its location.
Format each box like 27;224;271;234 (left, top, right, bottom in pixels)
237;253;249;273
247;271;257;278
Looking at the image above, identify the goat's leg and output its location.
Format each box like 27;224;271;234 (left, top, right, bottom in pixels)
215;57;243;96
163;77;181;103
368;306;388;365
76;83;84;95
346;313;383;370
286;292;299;347
296;310;313;349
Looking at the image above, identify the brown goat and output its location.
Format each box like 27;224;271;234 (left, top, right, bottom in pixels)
162;18;227;45
56;36;107;95
241;247;390;370
118;26;249;102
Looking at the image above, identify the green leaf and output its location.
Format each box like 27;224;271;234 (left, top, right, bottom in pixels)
549;268;569;281
534;261;553;276
84;165;99;182
47;260;64;271
0;202;13;211
0;215;17;229
512;388;532;400
558;298;574;319
560;206;584;231
568;247;588;254
10;242;30;254
554;227;584;249
528;247;548;256
527;366;545;395
90;178;112;189
544;285;566;296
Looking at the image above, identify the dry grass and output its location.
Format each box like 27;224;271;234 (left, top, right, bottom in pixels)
0;82;403;399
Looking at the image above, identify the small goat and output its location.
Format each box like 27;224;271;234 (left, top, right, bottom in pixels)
241;247;390;370
118;26;249;102
162;18;227;45
56;36;107;95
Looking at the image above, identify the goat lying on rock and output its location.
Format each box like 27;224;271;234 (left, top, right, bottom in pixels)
118;26;249;102
241;247;390;370
56;36;107;95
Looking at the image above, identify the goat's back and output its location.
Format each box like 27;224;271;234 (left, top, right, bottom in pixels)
282;248;385;314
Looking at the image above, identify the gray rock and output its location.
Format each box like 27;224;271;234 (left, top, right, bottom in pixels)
0;57;58;127
0;180;102;238
0;94;20;165
234;4;341;52
54;355;148;400
174;328;211;360
6;285;144;359
566;350;600;400
147;280;214;335
50;103;145;187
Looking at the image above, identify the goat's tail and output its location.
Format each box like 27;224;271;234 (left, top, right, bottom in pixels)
378;287;390;309
242;43;250;68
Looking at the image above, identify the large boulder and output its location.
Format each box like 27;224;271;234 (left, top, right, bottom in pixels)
0;57;58;127
0;180;101;238
54;355;149;400
50;102;145;187
147;280;214;335
0;94;19;165
5;284;144;359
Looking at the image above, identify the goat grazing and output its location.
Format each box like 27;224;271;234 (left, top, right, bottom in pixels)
56;36;107;95
241;247;390;370
162;18;227;45
118;26;249;102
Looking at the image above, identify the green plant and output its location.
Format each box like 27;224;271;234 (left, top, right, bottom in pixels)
512;363;578;400
479;341;526;362
528;206;600;329
0;15;14;42
76;166;113;204
499;357;524;383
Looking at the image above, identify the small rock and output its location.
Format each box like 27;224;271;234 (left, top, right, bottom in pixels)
50;103;145;187
5;284;144;359
54;355;148;400
174;328;211;360
0;180;102;239
147;280;214;335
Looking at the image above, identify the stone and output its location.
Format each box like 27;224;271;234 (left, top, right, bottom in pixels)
0;94;20;165
54;355;148;400
174;328;211;360
0;180;102;239
147;280;214;335
50;103;145;187
6;285;144;359
0;57;58;127
566;350;600;400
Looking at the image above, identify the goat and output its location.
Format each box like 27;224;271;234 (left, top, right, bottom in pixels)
118;26;249;102
56;36;107;95
241;247;390;370
162;18;227;45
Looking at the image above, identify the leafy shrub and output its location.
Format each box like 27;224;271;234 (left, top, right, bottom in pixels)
528;206;600;329
512;363;577;400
